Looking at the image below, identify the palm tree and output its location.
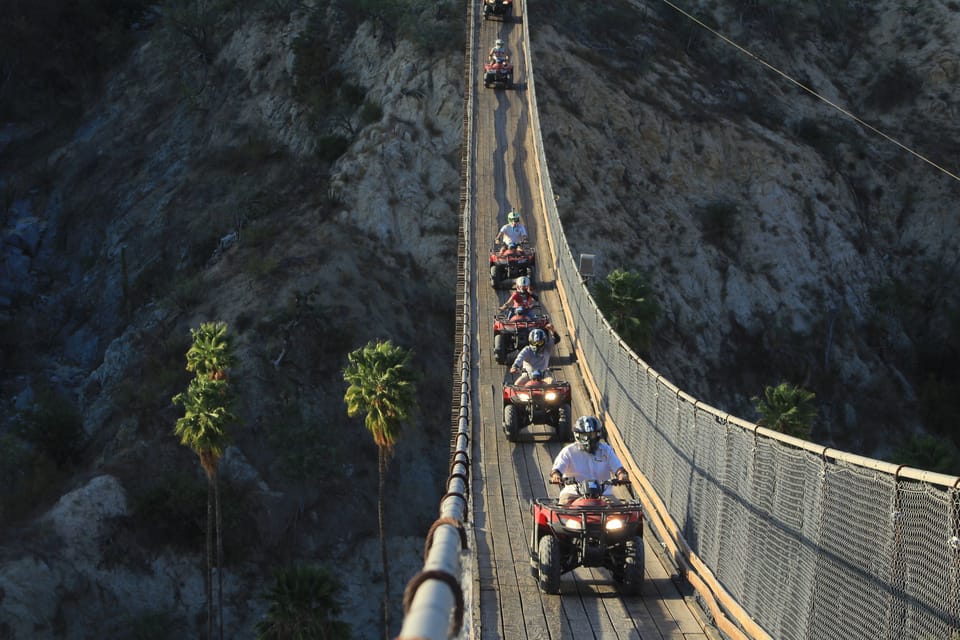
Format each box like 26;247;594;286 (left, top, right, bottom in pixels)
343;339;417;640
184;321;233;640
752;382;816;439
186;321;235;380
591;268;659;353
173;322;236;640
256;565;352;640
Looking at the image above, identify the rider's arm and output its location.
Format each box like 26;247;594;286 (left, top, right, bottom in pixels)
551;447;573;479
509;348;527;373
549;327;561;345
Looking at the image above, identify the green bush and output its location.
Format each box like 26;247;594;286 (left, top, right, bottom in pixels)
864;61;922;111
256;565;352;639
590;268;660;354
0;433;62;522
891;434;960;476
752;382;816;439
131;473;258;559
316;135;351;163
131;473;207;549
697;200;739;246
359;100;383;127
919;376;960;441
116;610;186;640
160;0;229;64
266;399;352;482
15;390;85;468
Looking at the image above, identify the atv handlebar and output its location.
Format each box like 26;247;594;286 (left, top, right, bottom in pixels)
551;476;631;486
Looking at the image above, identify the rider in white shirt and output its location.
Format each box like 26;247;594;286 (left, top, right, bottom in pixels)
496;209;528;247
489;38;509;61
550;416;628;503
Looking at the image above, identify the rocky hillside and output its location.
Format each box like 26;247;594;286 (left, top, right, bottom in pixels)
2;0;960;637
1;1;463;638
530;1;960;466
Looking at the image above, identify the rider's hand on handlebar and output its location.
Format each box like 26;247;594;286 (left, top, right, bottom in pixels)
550;471;562;485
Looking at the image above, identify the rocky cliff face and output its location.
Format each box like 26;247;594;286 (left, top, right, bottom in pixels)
1;2;462;638
529;1;960;460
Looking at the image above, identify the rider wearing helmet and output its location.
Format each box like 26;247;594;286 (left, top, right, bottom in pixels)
489;38;508;61
496;209;527;247
510;326;559;384
499;276;538;317
550;416;627;503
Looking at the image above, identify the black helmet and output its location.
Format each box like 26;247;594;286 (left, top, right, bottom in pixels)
528;328;546;352
574;415;602;453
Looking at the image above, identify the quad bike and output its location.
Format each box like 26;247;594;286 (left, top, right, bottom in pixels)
502;369;571;442
484;56;514;89
490;241;535;288
530;478;645;595
492;305;552;365
483;0;513;20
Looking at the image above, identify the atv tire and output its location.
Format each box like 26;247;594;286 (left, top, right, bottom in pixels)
504;404;520;442
555;404;572;441
491;264;503;286
537;535;561;594
622;536;645;596
494;333;508;364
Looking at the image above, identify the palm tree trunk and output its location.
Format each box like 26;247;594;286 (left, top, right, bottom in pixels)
379;448;390;640
215;471;224;640
206;477;214;640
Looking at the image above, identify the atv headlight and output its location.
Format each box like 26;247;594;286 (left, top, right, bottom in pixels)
559;516;582;530
544;391;557;402
605;518;624;532
516;392;531;402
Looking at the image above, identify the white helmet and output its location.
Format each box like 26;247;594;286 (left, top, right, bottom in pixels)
517;276;531;288
496;39;504;47
528;328;546;353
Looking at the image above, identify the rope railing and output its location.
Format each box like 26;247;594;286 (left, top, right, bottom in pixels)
395;0;477;638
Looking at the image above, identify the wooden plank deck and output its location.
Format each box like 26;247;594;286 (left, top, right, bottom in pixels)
468;1;716;637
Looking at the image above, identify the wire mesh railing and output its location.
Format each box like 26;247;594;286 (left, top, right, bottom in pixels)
525;35;960;638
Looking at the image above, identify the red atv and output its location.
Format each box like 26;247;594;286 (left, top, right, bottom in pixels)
492;305;552;365
530;478;645;595
490;242;535;288
483;0;513;20
502;369;571;442
484;56;514;89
